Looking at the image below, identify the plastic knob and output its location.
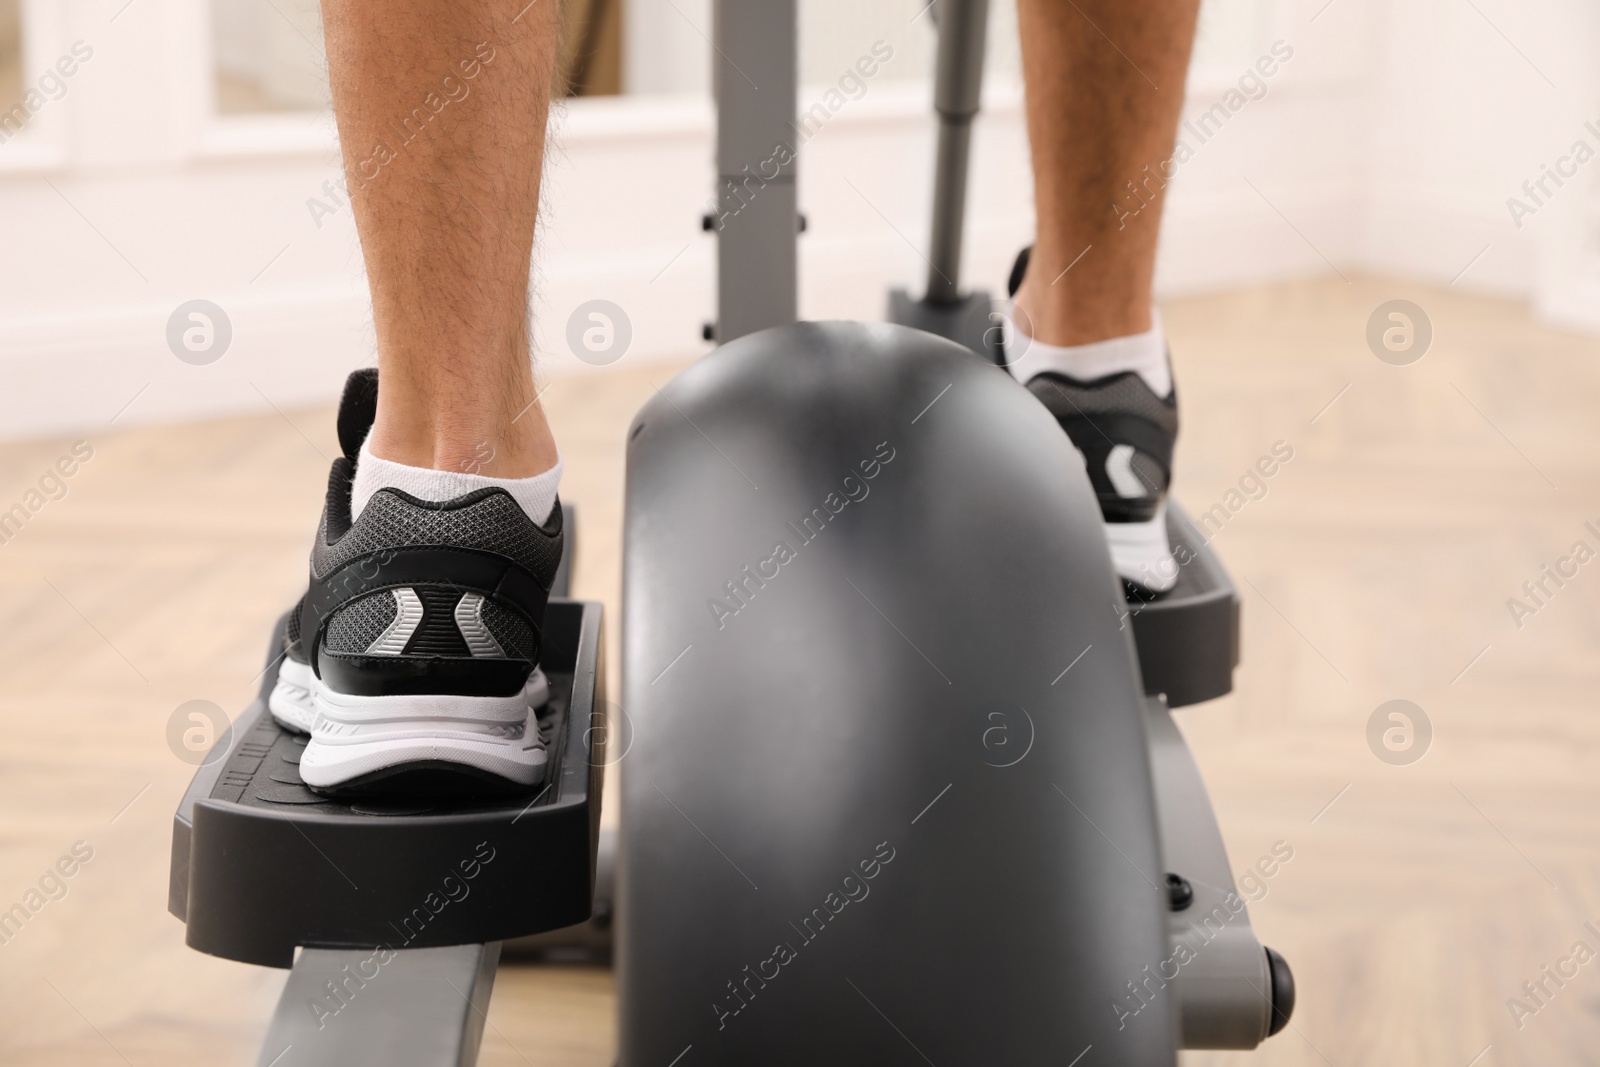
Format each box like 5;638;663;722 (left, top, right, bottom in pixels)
1265;946;1295;1036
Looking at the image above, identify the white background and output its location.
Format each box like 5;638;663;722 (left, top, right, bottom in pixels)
0;0;1596;440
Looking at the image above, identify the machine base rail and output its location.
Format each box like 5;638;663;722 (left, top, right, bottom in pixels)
256;943;499;1067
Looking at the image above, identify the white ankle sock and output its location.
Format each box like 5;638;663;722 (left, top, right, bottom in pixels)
351;439;562;525
1005;308;1172;397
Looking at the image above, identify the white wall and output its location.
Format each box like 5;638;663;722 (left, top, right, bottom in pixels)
1357;0;1600;327
211;0;326;108
0;0;1597;442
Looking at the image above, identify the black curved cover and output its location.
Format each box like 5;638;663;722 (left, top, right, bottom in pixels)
619;322;1176;1065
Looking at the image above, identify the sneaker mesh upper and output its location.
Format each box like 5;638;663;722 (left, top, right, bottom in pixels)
288;368;563;688
325;590;400;653
312;488;563;588
1027;373;1178;436
483;598;536;660
1026;370;1177;521
283;598;308;664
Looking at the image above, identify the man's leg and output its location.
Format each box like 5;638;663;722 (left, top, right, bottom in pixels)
1008;0;1201;594
276;1;567;792
324;0;560;478
1011;0;1200;345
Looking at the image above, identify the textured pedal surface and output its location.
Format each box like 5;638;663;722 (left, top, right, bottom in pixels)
1125;505;1240;707
169;598;605;968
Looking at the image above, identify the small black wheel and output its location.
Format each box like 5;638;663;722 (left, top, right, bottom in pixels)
1265;946;1295;1035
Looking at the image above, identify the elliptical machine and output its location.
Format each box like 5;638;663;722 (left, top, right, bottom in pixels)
168;1;1294;1063
623;2;1292;1056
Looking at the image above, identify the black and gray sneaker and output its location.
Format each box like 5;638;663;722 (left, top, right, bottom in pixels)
1006;246;1180;595
267;603;316;733
268;369;563;794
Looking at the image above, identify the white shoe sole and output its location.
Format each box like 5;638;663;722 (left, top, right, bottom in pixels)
1106;502;1178;593
268;657;317;734
300;670;550;790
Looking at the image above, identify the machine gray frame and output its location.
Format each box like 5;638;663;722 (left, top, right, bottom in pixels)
255;944;499;1067
178;2;1291;1063
628;0;1288;1059
709;0;798;341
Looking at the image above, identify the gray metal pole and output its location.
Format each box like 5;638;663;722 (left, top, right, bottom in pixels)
925;0;990;305
711;0;798;343
255;943;500;1067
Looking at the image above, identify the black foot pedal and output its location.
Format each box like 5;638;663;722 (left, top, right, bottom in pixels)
1125;505;1240;707
168;599;605;968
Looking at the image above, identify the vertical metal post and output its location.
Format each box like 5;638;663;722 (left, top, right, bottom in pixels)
924;0;990;305
711;0;798;343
